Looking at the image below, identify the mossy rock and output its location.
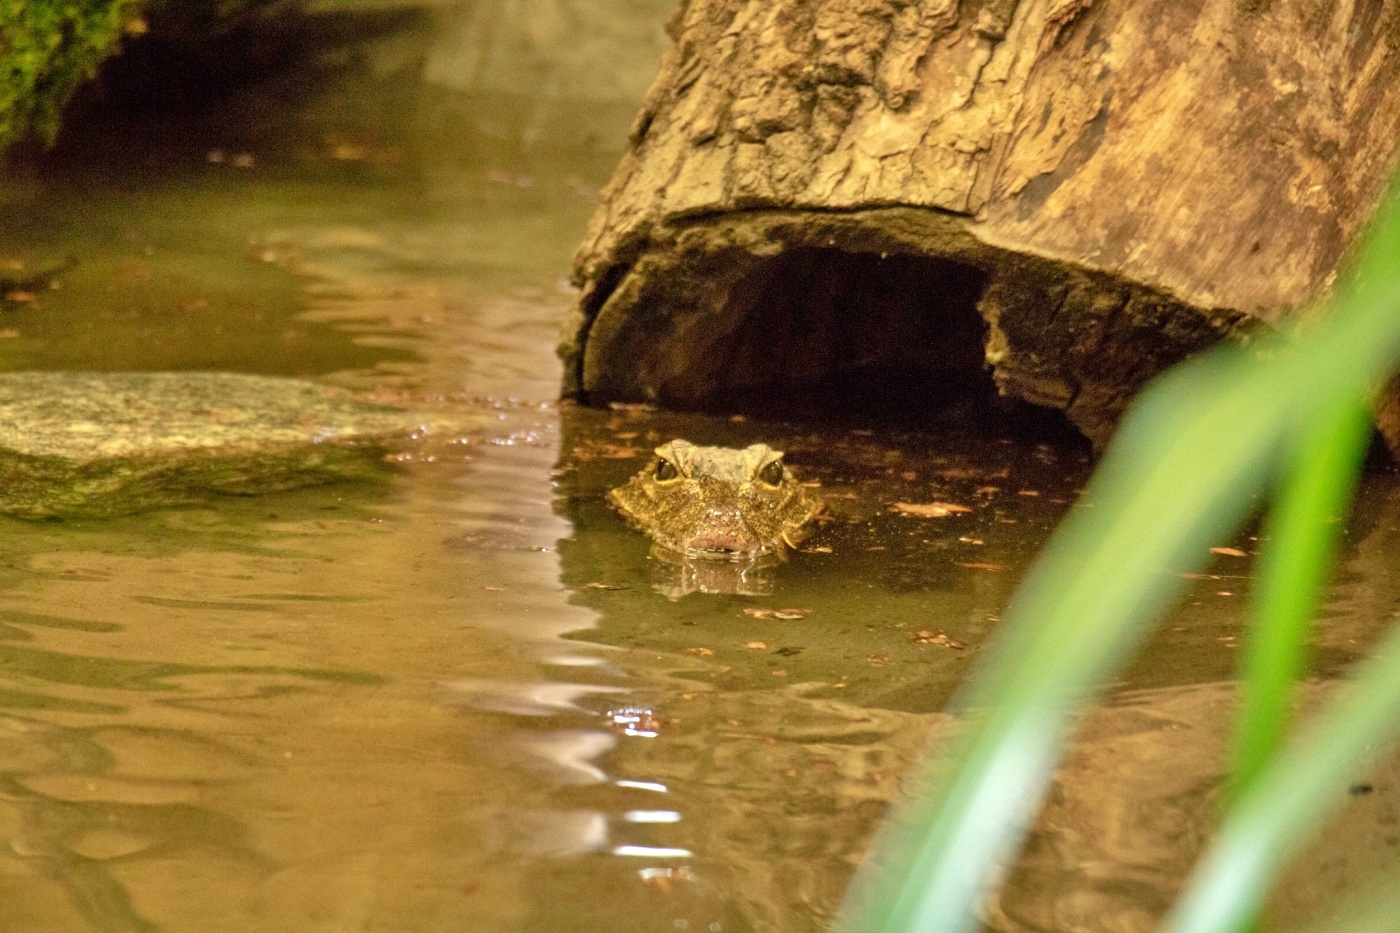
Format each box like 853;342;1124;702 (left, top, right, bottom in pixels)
0;1;144;149
0;371;417;519
0;0;294;152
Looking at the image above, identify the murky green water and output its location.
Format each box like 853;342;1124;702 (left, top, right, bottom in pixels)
1;18;1399;933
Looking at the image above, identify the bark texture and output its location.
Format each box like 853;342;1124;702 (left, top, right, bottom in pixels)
564;0;1400;444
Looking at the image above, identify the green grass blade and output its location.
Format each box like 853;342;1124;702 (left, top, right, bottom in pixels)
1231;393;1372;802
1166;618;1400;933
837;355;1288;933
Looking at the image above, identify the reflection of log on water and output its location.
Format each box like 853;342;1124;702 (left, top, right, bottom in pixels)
563;0;1400;445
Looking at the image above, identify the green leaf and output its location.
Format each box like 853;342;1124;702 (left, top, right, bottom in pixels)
838;350;1285;933
1231;392;1371;804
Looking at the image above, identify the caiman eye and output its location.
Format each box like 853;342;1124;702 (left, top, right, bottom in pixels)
654;458;680;482
757;459;784;487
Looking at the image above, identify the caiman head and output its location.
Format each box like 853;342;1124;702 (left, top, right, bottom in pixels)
607;439;823;560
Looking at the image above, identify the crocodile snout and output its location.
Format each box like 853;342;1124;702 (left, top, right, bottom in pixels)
684;510;760;558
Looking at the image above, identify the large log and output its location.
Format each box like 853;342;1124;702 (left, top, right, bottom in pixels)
562;0;1400;444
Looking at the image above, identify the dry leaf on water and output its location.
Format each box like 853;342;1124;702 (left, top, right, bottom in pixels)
572;442;640;461
743;607;811;620
892;501;973;518
912;631;966;650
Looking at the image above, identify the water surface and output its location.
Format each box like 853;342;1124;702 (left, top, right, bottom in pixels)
1;28;1398;933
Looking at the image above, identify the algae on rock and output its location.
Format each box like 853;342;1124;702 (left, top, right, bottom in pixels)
0;0;146;148
0;0;297;151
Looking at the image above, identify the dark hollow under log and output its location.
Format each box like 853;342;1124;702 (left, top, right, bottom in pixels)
562;0;1400;445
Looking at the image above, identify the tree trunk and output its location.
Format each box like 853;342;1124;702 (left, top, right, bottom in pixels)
562;0;1400;445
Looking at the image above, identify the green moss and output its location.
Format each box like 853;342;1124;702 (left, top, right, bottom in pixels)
0;0;145;148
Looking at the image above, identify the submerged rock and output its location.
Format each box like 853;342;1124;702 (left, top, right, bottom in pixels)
0;372;419;519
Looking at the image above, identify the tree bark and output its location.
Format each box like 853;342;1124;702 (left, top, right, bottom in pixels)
562;0;1400;445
